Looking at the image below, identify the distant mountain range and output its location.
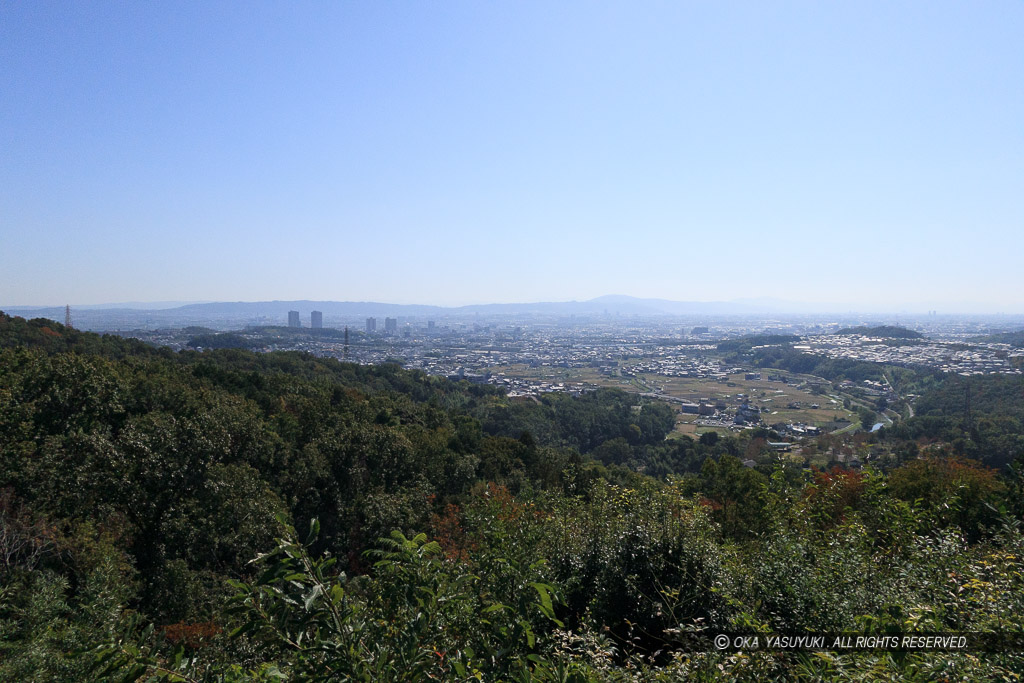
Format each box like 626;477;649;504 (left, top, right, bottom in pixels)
3;296;774;330
4;296;1021;331
150;295;774;317
3;301;211;311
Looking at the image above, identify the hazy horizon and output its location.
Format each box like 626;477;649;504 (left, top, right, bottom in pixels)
4;293;1024;317
3;3;1022;310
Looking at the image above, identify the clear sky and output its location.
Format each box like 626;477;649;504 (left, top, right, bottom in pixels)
2;1;1022;311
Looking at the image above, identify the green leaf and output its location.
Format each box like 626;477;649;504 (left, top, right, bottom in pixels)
305;517;321;545
529;582;554;612
523;623;536;648
482;603;508;613
304;583;323;611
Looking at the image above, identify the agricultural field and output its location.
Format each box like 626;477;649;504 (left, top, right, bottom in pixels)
653;373;852;421
485;361;861;437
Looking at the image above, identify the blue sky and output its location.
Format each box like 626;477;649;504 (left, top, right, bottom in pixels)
2;1;1022;311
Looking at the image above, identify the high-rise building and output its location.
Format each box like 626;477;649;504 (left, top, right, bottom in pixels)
311;310;323;329
384;317;398;334
427;320;435;333
288;310;300;328
366;317;377;333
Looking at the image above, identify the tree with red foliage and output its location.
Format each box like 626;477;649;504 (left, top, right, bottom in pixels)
888;456;1004;540
803;466;866;528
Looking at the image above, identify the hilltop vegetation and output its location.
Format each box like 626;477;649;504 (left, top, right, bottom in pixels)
885;373;1024;469
1;312;1023;681
971;329;1024;348
716;334;801;353
835;325;924;339
186;332;259;350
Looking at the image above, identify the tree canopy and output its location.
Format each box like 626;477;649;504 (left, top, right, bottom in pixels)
2;311;1023;681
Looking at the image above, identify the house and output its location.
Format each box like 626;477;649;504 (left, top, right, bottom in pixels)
734;403;761;425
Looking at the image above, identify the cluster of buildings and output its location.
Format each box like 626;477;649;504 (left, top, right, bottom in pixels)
247;319;1023;401
364;317;434;336
287;310;323;329
117;315;1024;401
801;334;1023;375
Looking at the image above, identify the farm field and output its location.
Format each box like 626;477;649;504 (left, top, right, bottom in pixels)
485;362;860;436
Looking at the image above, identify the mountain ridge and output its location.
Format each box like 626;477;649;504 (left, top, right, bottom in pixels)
4;295;768;324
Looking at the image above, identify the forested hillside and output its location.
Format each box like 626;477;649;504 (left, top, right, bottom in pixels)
2;312;1023;681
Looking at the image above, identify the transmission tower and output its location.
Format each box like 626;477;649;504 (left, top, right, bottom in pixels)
65;304;72;329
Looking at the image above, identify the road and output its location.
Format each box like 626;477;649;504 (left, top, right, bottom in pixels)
882;371;914;418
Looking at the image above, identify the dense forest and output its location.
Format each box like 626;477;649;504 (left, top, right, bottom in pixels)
2;312;1023;681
